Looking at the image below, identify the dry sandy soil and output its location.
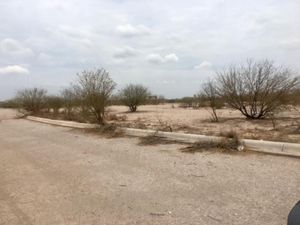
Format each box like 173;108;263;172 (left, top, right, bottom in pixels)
0;109;21;120
0;109;300;225
108;104;300;143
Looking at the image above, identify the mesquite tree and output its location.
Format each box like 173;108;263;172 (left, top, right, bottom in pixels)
73;68;116;124
120;84;150;112
16;88;47;114
217;59;299;119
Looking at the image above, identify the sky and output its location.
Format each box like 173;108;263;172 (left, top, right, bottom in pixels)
0;0;299;100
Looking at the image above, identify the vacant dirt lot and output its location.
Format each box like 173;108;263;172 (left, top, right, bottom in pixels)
0;109;299;225
108;104;300;143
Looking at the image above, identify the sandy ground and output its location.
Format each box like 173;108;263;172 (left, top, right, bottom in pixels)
108;104;300;143
0;109;19;120
0;109;300;225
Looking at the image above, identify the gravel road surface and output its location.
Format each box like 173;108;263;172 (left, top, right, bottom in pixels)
0;111;299;225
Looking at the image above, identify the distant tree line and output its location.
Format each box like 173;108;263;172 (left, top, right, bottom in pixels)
3;68;155;124
1;59;299;124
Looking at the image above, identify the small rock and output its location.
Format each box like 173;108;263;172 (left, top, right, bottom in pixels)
237;145;244;151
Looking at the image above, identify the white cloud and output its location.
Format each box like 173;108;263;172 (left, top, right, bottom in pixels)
0;65;29;75
37;52;52;61
116;24;151;37
113;46;140;58
0;38;34;57
147;53;179;64
0;0;299;99
147;54;165;64
279;39;300;50
162;80;175;84
164;53;179;62
194;60;213;69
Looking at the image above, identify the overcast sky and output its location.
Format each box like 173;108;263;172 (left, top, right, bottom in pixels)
0;0;299;99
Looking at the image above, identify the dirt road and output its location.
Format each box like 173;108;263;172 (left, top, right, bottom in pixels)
0;113;299;224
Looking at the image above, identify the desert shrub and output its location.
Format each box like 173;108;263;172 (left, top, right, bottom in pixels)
119;84;150;112
199;81;220;122
165;98;179;104
220;130;239;139
181;136;243;153
61;88;78;119
178;96;206;109
45;95;63;114
147;95;166;105
157;95;166;105
182;130;243;153
179;97;194;108
0;99;18;108
178;97;194;108
84;124;124;138
15;88;47;114
217;59;299;119
155;117;173;132
72;68;116;124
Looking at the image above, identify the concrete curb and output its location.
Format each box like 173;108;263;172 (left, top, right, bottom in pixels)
27;116;100;129
124;128;300;157
26;116;300;157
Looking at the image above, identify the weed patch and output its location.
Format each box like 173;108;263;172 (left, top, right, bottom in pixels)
83;124;124;138
181;135;244;153
138;134;179;146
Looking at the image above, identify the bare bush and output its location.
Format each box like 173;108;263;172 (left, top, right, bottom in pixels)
147;95;166;105
45;96;63;115
200;80;220;122
181;136;243;153
73;68;116;124
61;88;78;119
156;117;173;132
120;84;150;112
217;59;299;119
16;88;47;114
178;97;194;108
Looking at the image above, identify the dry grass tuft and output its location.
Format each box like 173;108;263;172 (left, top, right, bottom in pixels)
181;134;244;153
15;112;27;119
106;113;127;121
138;134;178;146
220;130;239;139
84;124;125;138
155;117;173;132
